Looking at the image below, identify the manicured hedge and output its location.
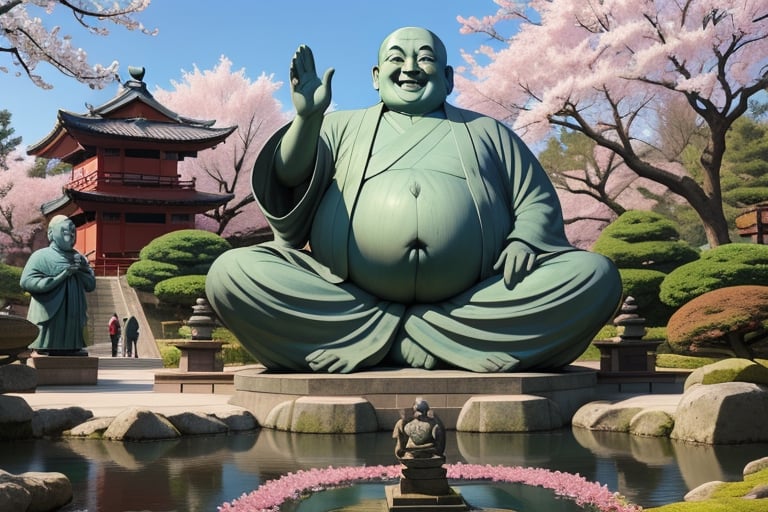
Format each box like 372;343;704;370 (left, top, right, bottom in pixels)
125;260;180;292
0;262;26;305
138;229;231;266
154;275;207;307
659;243;768;308
618;268;675;326
593;211;699;325
592;211;699;273
126;229;231;302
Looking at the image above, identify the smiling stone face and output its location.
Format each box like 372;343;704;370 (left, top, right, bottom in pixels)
372;27;453;116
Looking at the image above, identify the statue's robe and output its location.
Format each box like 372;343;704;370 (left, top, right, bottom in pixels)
206;103;622;373
21;245;95;352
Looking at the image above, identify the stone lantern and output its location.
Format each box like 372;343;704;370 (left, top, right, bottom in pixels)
172;298;224;372
593;297;662;373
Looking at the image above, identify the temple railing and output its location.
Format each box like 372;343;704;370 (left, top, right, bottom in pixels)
68;171;196;191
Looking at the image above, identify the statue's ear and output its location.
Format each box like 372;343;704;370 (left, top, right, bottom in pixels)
372;66;380;91
445;65;454;95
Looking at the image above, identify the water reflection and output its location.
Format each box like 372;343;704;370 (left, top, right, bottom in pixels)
0;428;766;511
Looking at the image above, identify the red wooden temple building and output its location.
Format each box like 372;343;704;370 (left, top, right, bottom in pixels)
27;67;236;275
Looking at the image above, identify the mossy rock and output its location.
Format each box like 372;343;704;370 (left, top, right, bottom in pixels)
684;358;768;391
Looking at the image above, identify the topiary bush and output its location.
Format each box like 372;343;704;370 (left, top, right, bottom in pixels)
619;268;675;326
593;210;698;325
138;229;231;266
592;210;699;273
666;285;768;359
125;260;180;292
154;275;207;307
126;229;231;303
659;243;768;308
0;262;27;306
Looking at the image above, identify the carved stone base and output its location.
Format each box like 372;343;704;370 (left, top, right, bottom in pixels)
27;354;98;385
385;484;469;511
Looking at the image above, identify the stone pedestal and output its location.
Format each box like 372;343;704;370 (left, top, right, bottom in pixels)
27;355;98;385
594;339;664;373
387;457;469;512
172;341;224;372
229;366;597;433
385;484;469;511
153;370;234;394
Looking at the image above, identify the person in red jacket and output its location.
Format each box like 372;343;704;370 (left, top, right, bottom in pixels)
108;313;121;357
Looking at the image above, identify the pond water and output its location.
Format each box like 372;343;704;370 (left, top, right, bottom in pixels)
1;427;766;512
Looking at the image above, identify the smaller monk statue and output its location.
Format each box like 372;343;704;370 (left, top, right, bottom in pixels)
20;215;95;355
394;398;446;460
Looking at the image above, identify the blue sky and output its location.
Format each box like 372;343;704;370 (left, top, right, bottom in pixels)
4;0;503;151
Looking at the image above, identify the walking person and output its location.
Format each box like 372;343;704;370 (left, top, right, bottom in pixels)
108;313;121;357
124;315;139;358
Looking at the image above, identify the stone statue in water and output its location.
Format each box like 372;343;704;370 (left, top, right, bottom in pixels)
20;215;95;354
394;398;445;460
205;26;622;373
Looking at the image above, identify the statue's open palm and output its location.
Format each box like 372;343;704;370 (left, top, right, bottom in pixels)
290;45;334;118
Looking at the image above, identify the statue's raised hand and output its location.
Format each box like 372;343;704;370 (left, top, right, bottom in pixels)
290;45;334;119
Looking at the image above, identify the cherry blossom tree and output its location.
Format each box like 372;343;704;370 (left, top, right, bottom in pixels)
0;0;154;89
153;56;288;241
0;151;69;263
456;0;768;247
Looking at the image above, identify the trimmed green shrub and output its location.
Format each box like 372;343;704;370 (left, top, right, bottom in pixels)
596;210;681;243
659;243;768;307
619;268;675;326
723;186;768;206
138;229;231;266
126;229;231;304
592;211;699;273
593;211;698;326
154;275;206;307
125;260;180;292
0;262;27;305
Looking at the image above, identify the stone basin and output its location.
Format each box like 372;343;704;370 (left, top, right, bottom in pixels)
0;314;37;364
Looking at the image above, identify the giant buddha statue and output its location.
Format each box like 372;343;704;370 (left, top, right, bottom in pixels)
205;27;622;373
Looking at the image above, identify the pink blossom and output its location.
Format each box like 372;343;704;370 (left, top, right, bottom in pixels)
218;463;641;512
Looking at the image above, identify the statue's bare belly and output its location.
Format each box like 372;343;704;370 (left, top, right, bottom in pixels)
347;168;482;303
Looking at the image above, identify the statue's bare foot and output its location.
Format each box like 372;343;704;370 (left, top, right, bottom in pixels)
307;348;355;373
465;352;519;373
396;337;437;370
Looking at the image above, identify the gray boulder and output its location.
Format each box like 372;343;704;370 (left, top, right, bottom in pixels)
212;409;258;431
744;484;768;499
684;358;768;391
66;416;114;438
571;402;643;432
628;409;674;437
0;394;33;440
684;480;724;501
671;382;768;444
0;364;36;393
166;411;228;435
32;407;93;437
744;456;768;477
103;408;180;441
456;395;563;432
0;469;72;512
0;481;31;512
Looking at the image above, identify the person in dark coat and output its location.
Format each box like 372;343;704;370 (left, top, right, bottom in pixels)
124;315;139;358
